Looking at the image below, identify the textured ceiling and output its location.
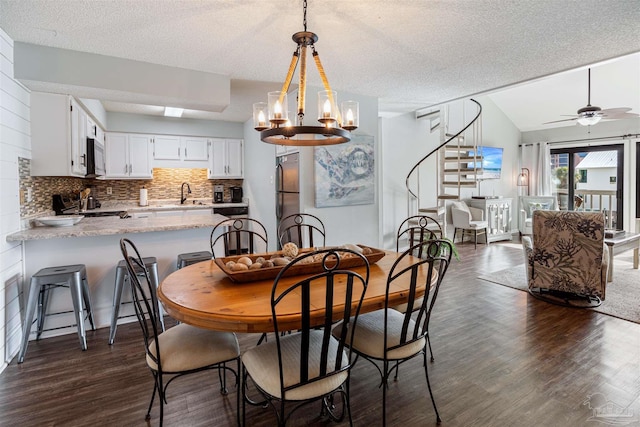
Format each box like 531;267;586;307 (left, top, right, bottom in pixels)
1;0;639;129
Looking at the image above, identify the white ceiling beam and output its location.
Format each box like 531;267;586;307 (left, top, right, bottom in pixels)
13;42;230;112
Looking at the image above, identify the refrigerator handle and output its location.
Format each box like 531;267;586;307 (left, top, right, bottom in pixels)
276;163;283;220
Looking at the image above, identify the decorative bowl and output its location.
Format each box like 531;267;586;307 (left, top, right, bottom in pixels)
37;216;84;227
215;245;385;283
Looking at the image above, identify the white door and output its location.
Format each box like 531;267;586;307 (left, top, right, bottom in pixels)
128;134;153;178
71;99;88;176
105;133;129;178
226;139;244;178
183;137;209;161
153;135;181;160
209;138;227;178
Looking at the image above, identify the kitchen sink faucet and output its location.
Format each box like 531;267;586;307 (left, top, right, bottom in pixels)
180;182;192;204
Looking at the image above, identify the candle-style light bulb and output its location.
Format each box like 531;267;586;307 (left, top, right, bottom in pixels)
346;108;354;126
323;99;332;118
274;101;282;119
258;110;266;127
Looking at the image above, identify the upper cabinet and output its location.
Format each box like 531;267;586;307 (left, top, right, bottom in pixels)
152;136;210;168
105;133;153;179
208;138;243;179
30;93;91;177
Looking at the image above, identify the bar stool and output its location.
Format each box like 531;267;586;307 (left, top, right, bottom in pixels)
18;264;95;363
176;251;212;269
109;256;165;345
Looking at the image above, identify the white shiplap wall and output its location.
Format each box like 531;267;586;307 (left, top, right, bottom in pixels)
0;27;30;371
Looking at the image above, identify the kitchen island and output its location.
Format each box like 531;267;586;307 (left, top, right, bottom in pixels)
6;213;229;341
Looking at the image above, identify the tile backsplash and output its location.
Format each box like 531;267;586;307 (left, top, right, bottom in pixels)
19;158;242;217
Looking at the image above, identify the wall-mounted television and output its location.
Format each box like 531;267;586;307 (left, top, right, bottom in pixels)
467;146;503;180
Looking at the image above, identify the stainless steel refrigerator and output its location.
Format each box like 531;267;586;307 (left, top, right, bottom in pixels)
276;153;300;248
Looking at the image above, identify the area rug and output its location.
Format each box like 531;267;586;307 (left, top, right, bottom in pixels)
478;257;640;323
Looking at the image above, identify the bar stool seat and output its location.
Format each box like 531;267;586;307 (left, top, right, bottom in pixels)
18;264;95;363
176;251;212;269
109;256;164;345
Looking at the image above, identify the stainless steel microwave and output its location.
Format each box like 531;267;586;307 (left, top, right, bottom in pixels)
86;137;105;177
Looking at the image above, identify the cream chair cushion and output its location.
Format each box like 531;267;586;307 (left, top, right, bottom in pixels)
242;330;348;401
147;323;240;372
334;309;426;360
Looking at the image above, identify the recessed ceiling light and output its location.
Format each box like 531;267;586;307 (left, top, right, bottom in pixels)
164;107;184;117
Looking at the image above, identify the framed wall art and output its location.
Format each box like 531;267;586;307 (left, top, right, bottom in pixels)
314;134;375;208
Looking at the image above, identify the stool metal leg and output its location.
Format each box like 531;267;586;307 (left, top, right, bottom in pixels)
109;266;127;345
18;279;41;363
68;275;88;351
36;285;49;340
147;263;165;332
82;275;96;331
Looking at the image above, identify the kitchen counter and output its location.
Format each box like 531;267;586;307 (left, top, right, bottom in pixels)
6;213;229;242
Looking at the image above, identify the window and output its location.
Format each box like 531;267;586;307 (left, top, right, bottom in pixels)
550;144;623;229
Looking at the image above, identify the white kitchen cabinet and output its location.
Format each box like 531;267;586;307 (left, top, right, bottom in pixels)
208;138;243;179
182;137;210;161
30;93;88;177
105;133;153;179
275;144;299;156
153;135;181;160
152;135;210;168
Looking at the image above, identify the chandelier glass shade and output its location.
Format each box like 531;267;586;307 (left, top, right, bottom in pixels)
253;0;358;146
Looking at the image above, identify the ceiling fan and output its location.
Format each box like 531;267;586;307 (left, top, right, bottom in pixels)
544;68;639;126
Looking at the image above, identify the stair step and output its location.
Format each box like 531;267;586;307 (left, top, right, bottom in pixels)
438;194;460;200
443;181;477;187
445;133;464;140
443;146;478;152
444;156;477;161
419;206;445;215
444;168;483;173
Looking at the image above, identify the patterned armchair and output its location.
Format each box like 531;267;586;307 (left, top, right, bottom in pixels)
522;210;609;303
519;196;558;236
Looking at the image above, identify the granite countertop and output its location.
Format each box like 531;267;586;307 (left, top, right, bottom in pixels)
7;213;230;242
84;199;248;213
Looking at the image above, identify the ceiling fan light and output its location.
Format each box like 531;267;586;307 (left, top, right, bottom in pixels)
577;115;602;126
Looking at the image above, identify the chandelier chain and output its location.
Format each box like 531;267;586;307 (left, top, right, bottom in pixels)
303;0;307;31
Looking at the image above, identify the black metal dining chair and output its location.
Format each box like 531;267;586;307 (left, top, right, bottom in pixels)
332;240;452;425
210;217;268;258
120;238;241;426
277;213;326;249
241;248;370;426
395;214;442;257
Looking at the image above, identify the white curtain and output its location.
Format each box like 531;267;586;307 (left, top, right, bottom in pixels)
520;142;551;196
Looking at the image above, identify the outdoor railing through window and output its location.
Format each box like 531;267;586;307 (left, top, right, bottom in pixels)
554;189;617;229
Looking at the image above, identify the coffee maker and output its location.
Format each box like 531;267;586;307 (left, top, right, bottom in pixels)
230;186;243;203
213;185;224;203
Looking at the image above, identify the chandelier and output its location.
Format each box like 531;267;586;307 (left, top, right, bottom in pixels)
253;0;358;146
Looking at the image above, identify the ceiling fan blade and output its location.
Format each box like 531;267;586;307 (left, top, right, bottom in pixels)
543;117;579;124
601;112;640;120
600;107;632;115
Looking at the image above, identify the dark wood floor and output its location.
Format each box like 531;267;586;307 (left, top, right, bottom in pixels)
2;241;639;426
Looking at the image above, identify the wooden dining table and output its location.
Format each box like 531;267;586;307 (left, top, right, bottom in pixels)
158;250;434;333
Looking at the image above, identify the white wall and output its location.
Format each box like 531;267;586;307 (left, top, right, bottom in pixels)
0;27;31;371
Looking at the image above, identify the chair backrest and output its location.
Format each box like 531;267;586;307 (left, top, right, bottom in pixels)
384;240;452;357
450;201;471;227
210;217;268;258
396;215;442;256
528;210;606;297
277;213;326;249
271;248;369;397
119;238;163;371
